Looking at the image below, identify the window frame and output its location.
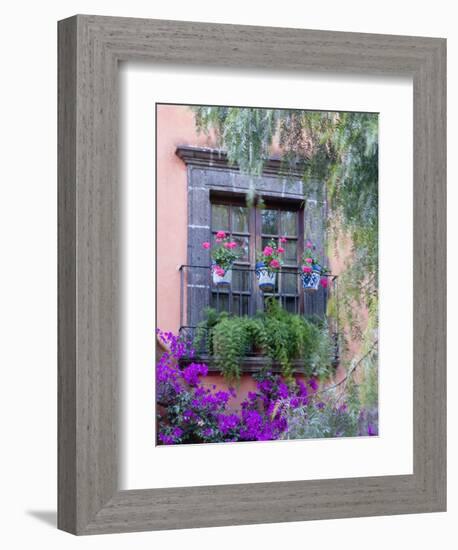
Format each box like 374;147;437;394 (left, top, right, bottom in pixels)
210;192;305;316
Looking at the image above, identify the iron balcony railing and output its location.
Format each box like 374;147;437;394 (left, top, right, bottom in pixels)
178;264;340;367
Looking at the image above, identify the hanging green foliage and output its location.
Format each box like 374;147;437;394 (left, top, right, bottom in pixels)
194;302;334;382
191;106;378;369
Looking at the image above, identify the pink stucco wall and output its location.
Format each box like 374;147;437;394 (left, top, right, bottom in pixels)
156;105;215;334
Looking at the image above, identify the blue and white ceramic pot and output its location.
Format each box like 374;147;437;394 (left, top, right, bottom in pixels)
301;265;321;292
211;263;232;285
255;262;276;291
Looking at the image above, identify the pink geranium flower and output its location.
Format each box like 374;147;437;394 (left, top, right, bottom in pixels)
228;241;238;249
320;277;328;289
279;236;287;243
263;246;274;256
213;265;225;277
305;257;313;264
277;247;285;254
302;266;312;274
202;242;211;249
306;240;313;248
270;259;280;269
216;231;226;239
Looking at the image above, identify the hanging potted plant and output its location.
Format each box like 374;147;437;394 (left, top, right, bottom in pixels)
202;231;240;286
301;240;329;292
255;238;285;291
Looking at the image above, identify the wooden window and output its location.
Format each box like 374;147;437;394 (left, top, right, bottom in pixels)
259;204;303;313
210;199;252;315
210;196;304;316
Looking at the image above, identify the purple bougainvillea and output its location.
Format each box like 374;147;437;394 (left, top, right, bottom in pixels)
182;362;208;386
156;329;378;445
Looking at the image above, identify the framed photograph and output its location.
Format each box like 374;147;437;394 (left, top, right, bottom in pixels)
58;15;446;535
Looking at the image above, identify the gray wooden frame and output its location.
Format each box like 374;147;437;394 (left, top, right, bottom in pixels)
58;14;446;535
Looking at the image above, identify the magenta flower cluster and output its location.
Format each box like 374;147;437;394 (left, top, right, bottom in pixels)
156;329;240;444
182;362;208;386
201;231;240;275
257;238;286;271
156;329;327;445
156;329;378;444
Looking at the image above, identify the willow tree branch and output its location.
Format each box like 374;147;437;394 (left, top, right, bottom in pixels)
318;338;378;397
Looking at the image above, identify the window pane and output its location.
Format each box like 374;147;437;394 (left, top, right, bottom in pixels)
211;204;229;231
232;206;248;233
211;291;229;313
282;210;297;236
281;270;298;294
233;236;249;262
283;297;297;314
232;294;241;316
283;239;297;264
242;295;250;316
232;268;250;292
232;294;250;317
262;209;279;235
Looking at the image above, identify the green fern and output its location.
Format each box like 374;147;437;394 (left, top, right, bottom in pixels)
212;316;251;380
197;302;334;382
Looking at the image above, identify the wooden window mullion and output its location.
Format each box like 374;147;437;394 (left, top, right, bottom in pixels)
249;206;257;316
297;208;305;315
228;206;233;315
254;207;264;314
278;214;283;307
